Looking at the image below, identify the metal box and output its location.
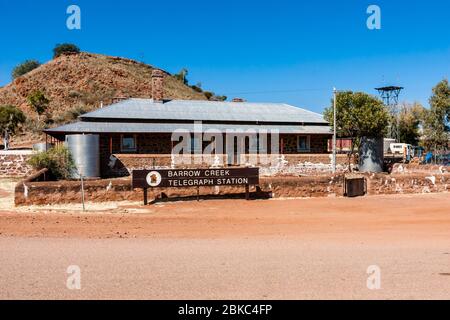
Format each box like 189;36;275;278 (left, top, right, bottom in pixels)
344;176;367;197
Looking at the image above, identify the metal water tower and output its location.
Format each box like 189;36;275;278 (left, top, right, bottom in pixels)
375;86;404;142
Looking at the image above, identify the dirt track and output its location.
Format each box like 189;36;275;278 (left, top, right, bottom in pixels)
0;192;449;299
0;193;449;240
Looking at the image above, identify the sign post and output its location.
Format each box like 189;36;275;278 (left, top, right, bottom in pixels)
132;168;259;205
143;188;148;206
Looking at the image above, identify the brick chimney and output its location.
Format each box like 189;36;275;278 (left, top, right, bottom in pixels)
152;69;164;102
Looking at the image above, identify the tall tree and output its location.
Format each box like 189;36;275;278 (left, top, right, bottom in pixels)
0;105;26;150
398;102;426;146
423;79;450;152
27;90;50;121
324;91;389;169
174;68;189;85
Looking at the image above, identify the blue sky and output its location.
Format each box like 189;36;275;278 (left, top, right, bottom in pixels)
0;0;449;113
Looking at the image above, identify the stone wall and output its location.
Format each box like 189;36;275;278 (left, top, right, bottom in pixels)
14;175;344;206
15;171;449;206
0;150;34;177
107;153;356;177
392;163;449;175
366;172;450;195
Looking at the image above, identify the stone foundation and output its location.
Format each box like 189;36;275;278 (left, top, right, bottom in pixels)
0;150;33;177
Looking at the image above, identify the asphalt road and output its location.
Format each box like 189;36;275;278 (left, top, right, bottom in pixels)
1;237;449;300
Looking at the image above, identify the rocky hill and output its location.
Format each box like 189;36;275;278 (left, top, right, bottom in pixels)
0;52;208;147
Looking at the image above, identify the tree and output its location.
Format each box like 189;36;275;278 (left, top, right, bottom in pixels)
12;60;41;79
27;90;50;121
53;43;80;58
174;68;189;84
0;105;26;150
423;79;450;152
398;102;426;146
323;91;389;169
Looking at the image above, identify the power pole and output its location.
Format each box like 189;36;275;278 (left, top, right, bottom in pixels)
332;88;337;174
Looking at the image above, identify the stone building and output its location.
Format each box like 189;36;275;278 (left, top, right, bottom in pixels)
45;70;332;177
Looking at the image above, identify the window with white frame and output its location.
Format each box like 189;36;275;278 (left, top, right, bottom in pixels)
297;135;310;152
121;134;137;152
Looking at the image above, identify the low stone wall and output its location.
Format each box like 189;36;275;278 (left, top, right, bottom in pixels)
15;171;449;206
366;172;449;195
392;163;449;175
109;153;356;177
0;150;34;177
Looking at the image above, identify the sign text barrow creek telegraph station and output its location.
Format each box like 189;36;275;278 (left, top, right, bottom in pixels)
132;168;260;189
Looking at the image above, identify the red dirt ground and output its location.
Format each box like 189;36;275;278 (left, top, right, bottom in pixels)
1;193;449;241
1;193;450;299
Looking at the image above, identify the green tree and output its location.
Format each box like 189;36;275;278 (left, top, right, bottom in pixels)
423;79;450;152
27;90;50;121
174;68;189;84
53;43;80;58
28;145;75;180
11;60;41;79
398;102;426;146
0;105;26;150
324;91;389;169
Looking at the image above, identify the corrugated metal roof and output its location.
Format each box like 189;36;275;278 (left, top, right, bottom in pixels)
45;121;332;135
79;98;327;124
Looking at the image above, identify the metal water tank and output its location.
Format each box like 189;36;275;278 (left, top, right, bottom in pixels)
359;137;384;173
66;134;100;179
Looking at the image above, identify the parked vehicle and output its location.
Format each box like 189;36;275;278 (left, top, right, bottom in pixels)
384;143;414;163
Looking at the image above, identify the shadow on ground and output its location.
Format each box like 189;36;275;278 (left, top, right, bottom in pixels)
149;191;272;205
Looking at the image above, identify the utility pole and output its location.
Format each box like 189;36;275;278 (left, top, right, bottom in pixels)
332;87;337;174
80;173;86;212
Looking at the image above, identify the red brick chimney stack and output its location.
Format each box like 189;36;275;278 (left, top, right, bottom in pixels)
152;69;164;103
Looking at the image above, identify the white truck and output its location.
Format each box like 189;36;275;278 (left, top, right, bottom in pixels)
385;142;414;162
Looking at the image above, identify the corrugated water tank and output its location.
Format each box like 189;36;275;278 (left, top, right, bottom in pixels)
65;134;100;179
359;137;384;173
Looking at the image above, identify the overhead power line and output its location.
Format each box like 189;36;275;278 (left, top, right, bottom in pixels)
222;88;330;95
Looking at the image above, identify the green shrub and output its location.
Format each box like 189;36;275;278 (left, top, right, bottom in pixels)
27;90;50;120
190;85;203;93
53;43;80;58
204;91;213;100
214;95;227;101
53;105;90;124
12;60;41;79
66;105;89;119
23;118;45;135
28;145;75;180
